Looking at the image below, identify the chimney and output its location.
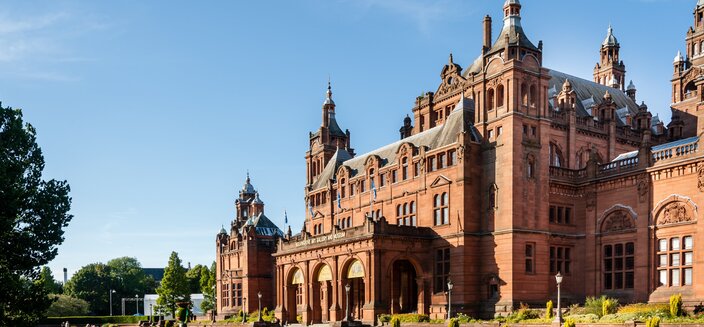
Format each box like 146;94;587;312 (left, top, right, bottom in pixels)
63;268;67;284
483;15;492;50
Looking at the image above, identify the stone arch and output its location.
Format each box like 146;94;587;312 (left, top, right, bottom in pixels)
522;54;541;72
384;252;426;278
653;195;698;226
597;204;637;234
485;56;505;76
311;262;334;323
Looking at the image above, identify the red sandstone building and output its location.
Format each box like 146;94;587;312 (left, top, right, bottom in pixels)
217;0;704;324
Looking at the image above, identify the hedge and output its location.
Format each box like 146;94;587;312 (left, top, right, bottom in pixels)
42;315;150;325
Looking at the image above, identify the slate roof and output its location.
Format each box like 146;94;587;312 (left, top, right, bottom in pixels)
310;96;477;191
547;69;639;126
243;212;284;237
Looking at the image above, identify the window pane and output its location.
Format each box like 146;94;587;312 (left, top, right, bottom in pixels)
671;253;680;266
626;242;634;255
659;239;667;252
604;245;613;257
684;236;693;250
659;269;667;286
526;244;533;257
615;257;623;270
604;258;613;272
615;244;623;256
659;254;668;267
625;257;634;270
671;238;680;251
671;269;680;286
684;268;693;286
684;252;693;266
615;272;623;289
625;272;634;289
604;273;612;289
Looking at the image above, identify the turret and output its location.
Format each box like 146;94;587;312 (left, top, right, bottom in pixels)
594;25;626;90
626;80;637;102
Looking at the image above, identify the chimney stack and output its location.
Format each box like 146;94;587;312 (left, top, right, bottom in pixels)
483;15;492;50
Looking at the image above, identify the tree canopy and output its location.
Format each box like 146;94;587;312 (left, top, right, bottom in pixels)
37;266;63;295
157;251;190;317
200;262;216;313
0;106;73;326
64;263;113;315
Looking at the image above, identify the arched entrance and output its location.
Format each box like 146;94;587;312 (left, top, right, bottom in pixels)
343;259;365;321
313;264;333;323
391;260;419;313
287;268;304;323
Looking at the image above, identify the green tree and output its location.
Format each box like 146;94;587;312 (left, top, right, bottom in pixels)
37;266;63;294
186;264;205;294
157;252;190;317
64;263;113;315
45;294;89;317
0;106;73;326
108;256;155;307
200;262;216;313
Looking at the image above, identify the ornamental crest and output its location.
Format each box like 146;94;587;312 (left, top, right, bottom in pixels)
657;202;692;225
637;174;649;203
601;211;635;233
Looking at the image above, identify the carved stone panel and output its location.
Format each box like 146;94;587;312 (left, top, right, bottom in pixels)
697;162;704;192
601;211;635;233
657;202;693;225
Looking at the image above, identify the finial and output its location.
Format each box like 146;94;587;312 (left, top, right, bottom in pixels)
246;170;250;182
449;52;454;64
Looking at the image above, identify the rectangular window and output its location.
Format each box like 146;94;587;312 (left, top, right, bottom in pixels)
488;129;494;139
449;150;457;166
391;170;397;183
428;157;436;172
531;126;537;136
657;236;693;288
525;243;535;274
380;173;386;187
414;162;420;177
438;153;445;169
565;207;572;224
497;126;503;136
557;207;564;223
549;206;556;223
234;282;242;306
550;246;572;275
523;124;528;135
434;248;451;293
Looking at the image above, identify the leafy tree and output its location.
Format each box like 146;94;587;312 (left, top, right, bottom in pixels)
200;262;216;313
108;256;155;307
45;294;89;317
186;264;205;294
0;106;73;326
64;263;113;315
157;252;190;317
37;266;63;294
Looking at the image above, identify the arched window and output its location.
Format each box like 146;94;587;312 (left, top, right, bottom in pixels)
521;83;528;106
340;178;346;198
497;84;505;107
402;157;409;180
347;217;352;228
529;85;537;107
369;168;375;189
487;88;495;110
549;143;564;167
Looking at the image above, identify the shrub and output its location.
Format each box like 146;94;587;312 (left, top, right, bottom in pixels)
546;300;554;320
448;318;459;327
392;314;430;323
670;294;683;317
297;314;302;323
506;303;541;323
456;313;474;323
694;302;704;315
646;316;661;327
176;307;187;322
564;314;599;323
602;298;618;316
563;318;576;327
41;316;149;325
391;316;401;327
165;320;174;327
379;314;392;323
618;303;669;316
584;295;618;317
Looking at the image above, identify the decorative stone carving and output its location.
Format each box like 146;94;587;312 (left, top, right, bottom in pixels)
637;174;649;203
601;211;635;233
457;144;465;163
697;162;704;192
658;202;692;225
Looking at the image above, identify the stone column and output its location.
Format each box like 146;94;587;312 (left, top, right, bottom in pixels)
416;277;426;315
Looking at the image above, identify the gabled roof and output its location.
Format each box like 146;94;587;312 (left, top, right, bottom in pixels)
310;97;477;191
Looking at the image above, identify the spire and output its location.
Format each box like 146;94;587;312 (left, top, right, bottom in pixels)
323;80;335;106
602;24;619;47
674;50;684;63
627;80;636;91
241;172;255;195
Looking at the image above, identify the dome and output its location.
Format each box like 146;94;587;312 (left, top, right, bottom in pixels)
602;25;618;47
504;0;520;6
241;173;255;194
674;50;684;63
627;80;636;91
219;225;227;234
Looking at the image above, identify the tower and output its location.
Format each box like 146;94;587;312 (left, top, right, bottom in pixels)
306;82;354;186
670;1;704;138
594;25;626;90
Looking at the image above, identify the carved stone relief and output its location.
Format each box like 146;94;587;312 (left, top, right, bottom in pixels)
657;202;692;225
601;211;635;233
697;162;704;192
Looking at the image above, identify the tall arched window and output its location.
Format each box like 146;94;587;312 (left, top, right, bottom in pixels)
521;83;528;106
497;84;505;108
487;88;495;110
402;158;409;180
340;178;346;198
529;85;537;107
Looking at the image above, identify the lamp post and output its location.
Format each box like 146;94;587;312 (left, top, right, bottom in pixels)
135;294;139;315
344;283;351;322
554;272;563;324
258;291;263;322
109;289;116;316
243;297;247;322
447;278;454;320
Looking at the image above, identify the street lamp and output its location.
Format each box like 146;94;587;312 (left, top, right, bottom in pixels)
135;294;139;315
109;290;116;316
344;283;351;322
447;278;454;320
258;291;263;322
554;272;563;324
243;297;247;322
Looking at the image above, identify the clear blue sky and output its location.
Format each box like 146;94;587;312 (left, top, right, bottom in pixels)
1;0;692;280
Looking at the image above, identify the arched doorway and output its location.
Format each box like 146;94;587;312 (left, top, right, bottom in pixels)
287;268;304;323
343;259;365;321
313;264;333;323
391;260;419;314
